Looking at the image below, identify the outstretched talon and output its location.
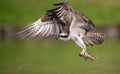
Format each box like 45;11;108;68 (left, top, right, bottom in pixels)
79;51;95;61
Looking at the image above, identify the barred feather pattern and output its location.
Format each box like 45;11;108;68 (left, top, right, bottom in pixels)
82;33;105;46
18;18;60;39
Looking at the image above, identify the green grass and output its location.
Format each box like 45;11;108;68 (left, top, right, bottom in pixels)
0;0;120;27
0;39;120;74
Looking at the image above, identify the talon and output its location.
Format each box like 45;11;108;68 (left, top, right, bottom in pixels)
79;51;95;61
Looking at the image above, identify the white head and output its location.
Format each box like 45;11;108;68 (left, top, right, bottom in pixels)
59;33;68;36
57;33;69;41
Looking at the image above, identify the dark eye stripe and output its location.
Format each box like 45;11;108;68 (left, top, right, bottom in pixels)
60;35;68;37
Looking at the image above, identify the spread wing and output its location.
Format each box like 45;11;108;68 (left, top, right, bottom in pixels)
18;3;71;39
48;2;95;32
18;16;61;39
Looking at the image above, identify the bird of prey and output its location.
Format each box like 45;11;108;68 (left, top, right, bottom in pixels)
18;2;105;61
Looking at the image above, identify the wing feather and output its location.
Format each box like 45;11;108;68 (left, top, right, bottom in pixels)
18;18;60;39
45;24;52;37
41;25;49;36
34;25;44;36
50;2;95;32
42;25;50;37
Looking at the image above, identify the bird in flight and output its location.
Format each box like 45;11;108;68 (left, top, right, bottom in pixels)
18;2;105;61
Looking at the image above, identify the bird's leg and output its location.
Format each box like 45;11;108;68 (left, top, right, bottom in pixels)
79;49;95;61
73;35;95;61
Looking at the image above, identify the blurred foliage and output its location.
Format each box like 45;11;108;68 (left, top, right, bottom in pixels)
0;0;120;27
0;40;120;74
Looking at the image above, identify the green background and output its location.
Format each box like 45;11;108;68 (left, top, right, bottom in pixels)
0;0;120;74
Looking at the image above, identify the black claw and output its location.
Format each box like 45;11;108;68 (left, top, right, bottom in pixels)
79;53;82;57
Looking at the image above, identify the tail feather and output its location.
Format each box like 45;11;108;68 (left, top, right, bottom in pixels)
83;33;105;46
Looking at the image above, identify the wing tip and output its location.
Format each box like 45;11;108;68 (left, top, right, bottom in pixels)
53;2;68;6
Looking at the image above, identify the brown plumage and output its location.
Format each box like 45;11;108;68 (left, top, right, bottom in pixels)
83;33;105;46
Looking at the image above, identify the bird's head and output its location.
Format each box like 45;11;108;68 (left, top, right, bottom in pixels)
56;33;69;41
58;33;68;37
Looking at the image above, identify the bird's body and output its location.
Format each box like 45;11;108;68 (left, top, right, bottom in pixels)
18;2;105;61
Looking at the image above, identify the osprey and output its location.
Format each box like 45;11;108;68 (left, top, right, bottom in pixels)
18;2;105;61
